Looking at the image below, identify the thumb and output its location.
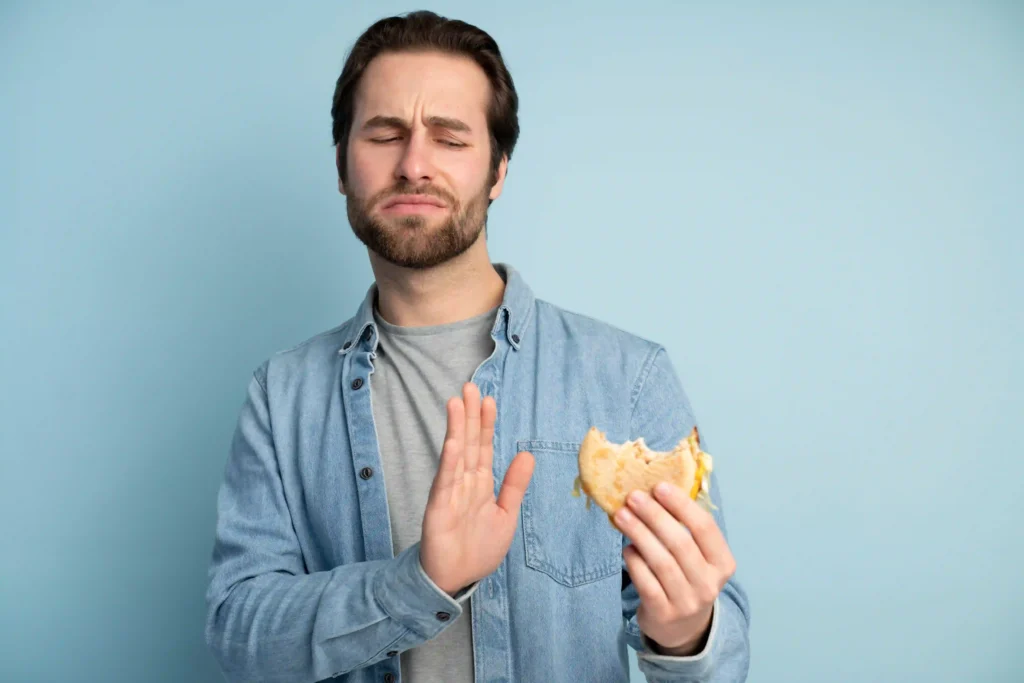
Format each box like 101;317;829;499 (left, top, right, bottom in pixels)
496;451;535;513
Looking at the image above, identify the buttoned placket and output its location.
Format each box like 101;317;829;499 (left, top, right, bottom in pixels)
337;305;524;683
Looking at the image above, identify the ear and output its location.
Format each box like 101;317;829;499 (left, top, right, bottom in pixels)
335;145;347;196
488;155;509;201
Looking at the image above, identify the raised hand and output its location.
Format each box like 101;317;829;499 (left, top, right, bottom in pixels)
420;382;535;595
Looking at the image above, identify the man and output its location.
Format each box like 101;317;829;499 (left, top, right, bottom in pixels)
205;10;750;683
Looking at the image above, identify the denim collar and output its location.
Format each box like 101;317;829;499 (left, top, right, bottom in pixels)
338;263;535;355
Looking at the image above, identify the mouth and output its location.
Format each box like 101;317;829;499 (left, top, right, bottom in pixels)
380;194;448;214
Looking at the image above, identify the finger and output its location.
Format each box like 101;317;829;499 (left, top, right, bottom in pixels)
478;395;496;474
463;383;481;473
451;451;466;514
431;396;465;498
496;451;535;513
653;483;734;572
627;490;713;593
623;544;668;610
614;504;690;604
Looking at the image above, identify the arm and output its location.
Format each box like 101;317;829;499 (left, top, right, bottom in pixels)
621;347;751;682
204;366;473;683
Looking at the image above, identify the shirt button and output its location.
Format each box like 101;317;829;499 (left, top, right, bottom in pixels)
384;674;395;683
511;334;520;344
435;611;451;622
351;378;364;390
386;650;398;658
359;467;374;480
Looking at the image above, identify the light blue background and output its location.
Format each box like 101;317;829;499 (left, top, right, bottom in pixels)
3;2;1022;681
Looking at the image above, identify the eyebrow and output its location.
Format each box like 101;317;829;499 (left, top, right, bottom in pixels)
362;115;472;134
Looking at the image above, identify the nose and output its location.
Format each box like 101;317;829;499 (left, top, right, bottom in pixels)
394;129;435;184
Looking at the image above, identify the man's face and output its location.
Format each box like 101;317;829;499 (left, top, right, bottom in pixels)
341;51;506;269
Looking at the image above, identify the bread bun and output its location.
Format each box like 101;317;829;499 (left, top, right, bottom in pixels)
572;426;714;522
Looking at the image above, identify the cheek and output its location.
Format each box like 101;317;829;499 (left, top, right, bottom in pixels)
347;147;391;196
449;155;493;198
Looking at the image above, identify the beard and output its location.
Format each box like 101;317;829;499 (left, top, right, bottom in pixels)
346;179;490;270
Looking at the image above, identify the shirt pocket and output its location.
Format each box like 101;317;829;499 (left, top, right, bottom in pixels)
516;439;623;588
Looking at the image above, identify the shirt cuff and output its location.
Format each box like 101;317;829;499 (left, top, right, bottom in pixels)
635;598;719;680
372;544;473;640
451;580;480;604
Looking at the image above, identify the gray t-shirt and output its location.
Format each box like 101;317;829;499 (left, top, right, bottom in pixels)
370;304;498;683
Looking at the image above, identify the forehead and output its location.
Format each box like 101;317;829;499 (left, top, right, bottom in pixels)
354;51;491;126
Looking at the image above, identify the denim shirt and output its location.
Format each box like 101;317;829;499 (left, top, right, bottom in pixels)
205;264;751;683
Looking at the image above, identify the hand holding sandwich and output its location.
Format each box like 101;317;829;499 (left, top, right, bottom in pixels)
575;427;736;656
616;481;736;655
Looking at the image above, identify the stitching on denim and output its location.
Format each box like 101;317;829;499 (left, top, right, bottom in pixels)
628;345;663;434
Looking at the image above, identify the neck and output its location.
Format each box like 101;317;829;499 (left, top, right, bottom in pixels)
369;237;505;328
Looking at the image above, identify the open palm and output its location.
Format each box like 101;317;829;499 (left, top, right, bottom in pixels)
420;383;535;595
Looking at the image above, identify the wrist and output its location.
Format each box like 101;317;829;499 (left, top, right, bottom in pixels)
648;607;713;656
650;631;705;657
419;549;465;596
431;571;469;596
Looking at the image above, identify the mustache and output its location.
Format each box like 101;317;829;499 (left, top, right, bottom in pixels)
370;183;458;208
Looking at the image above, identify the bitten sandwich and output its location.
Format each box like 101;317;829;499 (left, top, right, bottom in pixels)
572;426;715;522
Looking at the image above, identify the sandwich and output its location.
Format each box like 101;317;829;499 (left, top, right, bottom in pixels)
572;426;715;523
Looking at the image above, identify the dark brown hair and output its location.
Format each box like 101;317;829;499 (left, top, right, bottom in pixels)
331;10;520;185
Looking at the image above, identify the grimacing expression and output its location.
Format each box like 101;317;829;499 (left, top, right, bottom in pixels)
342;51;506;269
